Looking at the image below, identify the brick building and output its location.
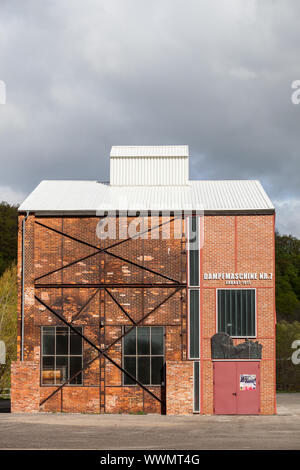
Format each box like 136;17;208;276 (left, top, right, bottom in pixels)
11;145;276;415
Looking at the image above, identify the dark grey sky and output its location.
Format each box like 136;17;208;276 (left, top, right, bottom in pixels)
0;0;299;235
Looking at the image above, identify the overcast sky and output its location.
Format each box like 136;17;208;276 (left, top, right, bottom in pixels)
0;0;299;236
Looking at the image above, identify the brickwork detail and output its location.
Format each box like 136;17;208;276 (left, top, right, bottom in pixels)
166;361;194;415
11;361;40;413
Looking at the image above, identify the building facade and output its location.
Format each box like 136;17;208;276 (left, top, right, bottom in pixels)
11;146;276;414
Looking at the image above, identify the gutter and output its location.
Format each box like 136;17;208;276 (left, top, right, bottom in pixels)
21;211;29;361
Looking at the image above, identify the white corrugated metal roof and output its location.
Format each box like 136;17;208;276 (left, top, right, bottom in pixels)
110;145;189;158
18;180;274;213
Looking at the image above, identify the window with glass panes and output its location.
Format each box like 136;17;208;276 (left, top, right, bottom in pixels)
123;326;164;386
41;326;83;385
189;217;199;286
189;290;200;358
188;216;200;359
217;289;256;337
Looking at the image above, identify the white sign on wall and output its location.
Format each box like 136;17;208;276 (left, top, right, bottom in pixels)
203;272;273;285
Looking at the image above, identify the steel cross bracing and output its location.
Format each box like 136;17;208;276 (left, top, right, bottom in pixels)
34;216;186;410
36;288;182;406
34;218;181;284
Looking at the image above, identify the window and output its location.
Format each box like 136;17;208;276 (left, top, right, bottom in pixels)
123;326;164;386
189;290;200;358
189;217;199;286
41;326;83;385
193;362;200;413
217;289;256;337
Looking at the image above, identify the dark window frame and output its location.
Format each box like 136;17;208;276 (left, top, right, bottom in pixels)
188;289;200;359
217;288;256;338
188;216;200;287
193;361;200;413
41;326;83;386
187;215;200;361
122;326;165;387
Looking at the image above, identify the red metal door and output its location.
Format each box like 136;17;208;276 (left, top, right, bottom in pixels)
214;362;237;414
214;361;260;415
236;362;260;414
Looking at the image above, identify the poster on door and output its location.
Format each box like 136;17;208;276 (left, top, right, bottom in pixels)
240;374;256;391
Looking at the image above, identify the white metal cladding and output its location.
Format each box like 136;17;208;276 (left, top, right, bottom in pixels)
18;179;275;212
110;145;189;157
110;157;189;185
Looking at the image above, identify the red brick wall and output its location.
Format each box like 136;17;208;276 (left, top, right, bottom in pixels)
14;213;276;415
200;215;276;415
11;361;40;413
166;361;194;415
15;215;186;414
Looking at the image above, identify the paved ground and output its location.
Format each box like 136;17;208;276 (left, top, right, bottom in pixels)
0;394;299;450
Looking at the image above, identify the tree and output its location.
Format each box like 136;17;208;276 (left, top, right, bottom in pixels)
275;232;300;321
276;321;300;391
0;202;18;277
0;264;17;390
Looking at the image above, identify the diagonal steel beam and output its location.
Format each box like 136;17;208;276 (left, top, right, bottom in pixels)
35;283;184;289
35;294;163;404
104;249;180;284
34;217;179;283
36;287;182;407
105;288;136;325
71;288;100;324
40;353;99;406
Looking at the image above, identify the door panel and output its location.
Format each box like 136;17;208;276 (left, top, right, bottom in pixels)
236;362;260;414
214;362;236;414
214;361;260;415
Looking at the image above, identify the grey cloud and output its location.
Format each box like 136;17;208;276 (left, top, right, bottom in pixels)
0;0;299;234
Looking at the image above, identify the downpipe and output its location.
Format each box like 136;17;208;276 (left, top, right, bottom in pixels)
21;211;29;361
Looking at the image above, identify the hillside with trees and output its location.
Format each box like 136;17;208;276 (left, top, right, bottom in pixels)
275;232;300;391
275;233;300;322
0;202;18;392
0;264;17;390
0;203;18;277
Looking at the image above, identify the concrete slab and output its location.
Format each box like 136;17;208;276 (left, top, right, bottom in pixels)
0;394;299;450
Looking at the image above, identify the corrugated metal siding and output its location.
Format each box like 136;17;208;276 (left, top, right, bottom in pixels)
110;157;189;185
110;145;189;157
18;180;275;212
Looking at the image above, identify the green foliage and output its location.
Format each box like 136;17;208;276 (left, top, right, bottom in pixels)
276;321;300;392
0;263;17;389
275;232;300;321
0;202;18;277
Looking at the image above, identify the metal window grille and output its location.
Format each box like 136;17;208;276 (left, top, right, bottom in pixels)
123;326;165;386
217;289;256;337
41;326;83;386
